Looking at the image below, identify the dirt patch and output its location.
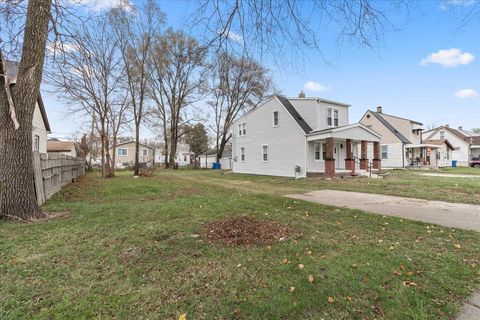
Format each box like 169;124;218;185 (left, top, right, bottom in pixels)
205;216;290;246
118;247;143;260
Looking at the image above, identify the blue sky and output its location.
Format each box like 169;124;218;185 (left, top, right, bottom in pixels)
43;0;480;139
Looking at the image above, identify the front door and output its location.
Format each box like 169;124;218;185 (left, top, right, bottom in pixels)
335;142;346;169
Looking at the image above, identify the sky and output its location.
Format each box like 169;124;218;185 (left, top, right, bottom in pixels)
42;0;480;139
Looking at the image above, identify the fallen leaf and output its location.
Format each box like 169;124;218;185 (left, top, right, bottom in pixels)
236;263;242;268
351;264;358;268
346;296;352;302
307;274;314;283
454;244;461;249
393;270;402;276
306;250;313;255
403;281;417;287
298;264;305;270
179;314;186;320
290;286;295;292
328;296;334;303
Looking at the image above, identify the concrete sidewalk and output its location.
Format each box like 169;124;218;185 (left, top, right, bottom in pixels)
286;190;480;232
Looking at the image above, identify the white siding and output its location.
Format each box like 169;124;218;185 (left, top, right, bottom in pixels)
379;143;404;168
425;129;470;166
289;98;349;131
232;97;307;177
32;102;48;153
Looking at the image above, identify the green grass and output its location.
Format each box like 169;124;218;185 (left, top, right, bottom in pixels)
170;168;480;205
1;170;479;319
437;167;480;175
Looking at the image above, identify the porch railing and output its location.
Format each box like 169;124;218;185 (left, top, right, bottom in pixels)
353;156;373;178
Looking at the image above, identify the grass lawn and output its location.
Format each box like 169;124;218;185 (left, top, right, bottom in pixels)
1;170;479;319
437;167;480;175
171;168;480;205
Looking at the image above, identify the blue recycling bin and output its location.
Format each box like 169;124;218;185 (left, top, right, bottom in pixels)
452;160;457;168
212;162;221;170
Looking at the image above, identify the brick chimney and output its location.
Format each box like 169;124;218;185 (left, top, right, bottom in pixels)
445;124;450;128
298;91;306;98
377;106;383;113
458;126;463;131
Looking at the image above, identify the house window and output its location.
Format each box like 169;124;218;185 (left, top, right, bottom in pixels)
140;148;148;156
440;131;445;139
33;135;40;152
184;155;187;162
238;123;246;136
314;143;321;160
322;143;327;160
381;145;388;159
117;148;128;156
240;147;245;161
273;111;279;126
262;145;268;162
327;108;339;127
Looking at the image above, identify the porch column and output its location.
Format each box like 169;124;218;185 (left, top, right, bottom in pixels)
373;141;381;171
325;137;335;178
345;139;355;174
360;140;368;170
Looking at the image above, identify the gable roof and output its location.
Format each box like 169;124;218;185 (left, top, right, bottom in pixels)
424;126;480;145
5;61;51;132
47;140;75;152
275;95;313;134
424;139;455;150
368;111;412;144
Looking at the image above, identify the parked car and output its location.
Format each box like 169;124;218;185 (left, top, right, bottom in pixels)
470;157;480;168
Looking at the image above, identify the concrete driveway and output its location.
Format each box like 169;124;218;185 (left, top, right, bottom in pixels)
286;190;480;232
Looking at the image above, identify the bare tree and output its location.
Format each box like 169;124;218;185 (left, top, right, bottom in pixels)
0;0;52;220
48;14;126;178
110;0;165;176
209;52;272;161
148;29;207;169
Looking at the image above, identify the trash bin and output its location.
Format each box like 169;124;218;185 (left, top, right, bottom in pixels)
452;160;457;168
212;162;221;170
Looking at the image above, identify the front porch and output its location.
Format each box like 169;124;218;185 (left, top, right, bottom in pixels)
406;143;453;168
305;124;382;178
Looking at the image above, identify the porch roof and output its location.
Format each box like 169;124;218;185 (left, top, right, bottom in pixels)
471;145;480;149
405;143;441;149
306;123;382;142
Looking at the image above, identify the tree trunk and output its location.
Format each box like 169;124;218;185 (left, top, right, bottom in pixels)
134;123;140;175
168;126;178;169
217;133;228;162
0;0;52;220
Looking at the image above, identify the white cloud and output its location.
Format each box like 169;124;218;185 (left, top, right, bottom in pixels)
303;81;330;92
69;0;132;12
440;0;475;11
420;48;475;67
454;88;478;98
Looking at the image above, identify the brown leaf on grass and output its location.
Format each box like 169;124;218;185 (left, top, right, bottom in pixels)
290;286;296;292
306;250;313;255
403;281;417;287
346;296;352;302
179;314;186;320
393;270;402;276
307;274;314;283
454;243;461;249
328;296;334;303
298;264;305;270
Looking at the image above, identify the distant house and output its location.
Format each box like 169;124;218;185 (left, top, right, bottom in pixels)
232;94;382;178
423;125;480;166
359;106;452;168
109;141;154;168
155;143;194;167
47;139;77;157
6;61;51;153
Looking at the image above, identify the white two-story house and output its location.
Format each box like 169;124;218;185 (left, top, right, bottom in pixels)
232;93;382;178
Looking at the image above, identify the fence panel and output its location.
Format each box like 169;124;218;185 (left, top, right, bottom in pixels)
33;153;85;205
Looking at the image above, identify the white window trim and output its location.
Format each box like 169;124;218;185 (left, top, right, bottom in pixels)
140;148;148;156
240;147;246;162
381;145;388;159
273;111;279;127
238;124;243;136
242;123;246;135
314;143;322;162
33;135;40;152
262;144;269;162
117;148;128;156
327;107;340;128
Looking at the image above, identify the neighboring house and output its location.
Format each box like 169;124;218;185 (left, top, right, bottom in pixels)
6;61;51;153
198;148;233;169
110;141;154;168
232;94;382;178
154;143;194;166
423;125;480;166
47;139;77;157
359;106;448;168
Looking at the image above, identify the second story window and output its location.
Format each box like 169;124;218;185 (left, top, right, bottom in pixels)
440;131;445;139
273;111;279;127
242;123;246;135
327;108;339;127
238;123;246;136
